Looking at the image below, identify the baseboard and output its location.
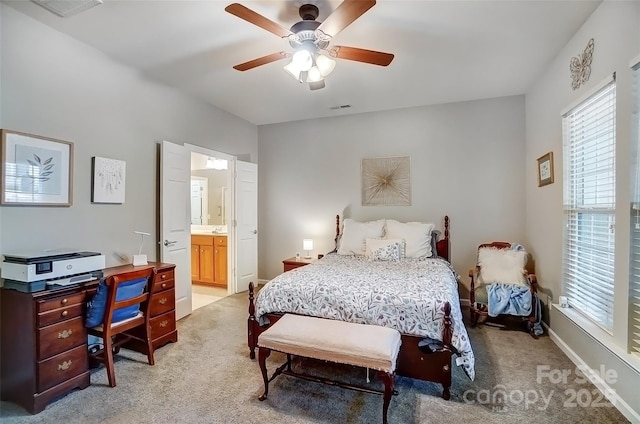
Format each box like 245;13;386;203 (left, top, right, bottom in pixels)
547;325;640;424
257;278;269;286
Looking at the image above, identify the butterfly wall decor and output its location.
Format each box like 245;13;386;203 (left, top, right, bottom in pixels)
570;38;594;90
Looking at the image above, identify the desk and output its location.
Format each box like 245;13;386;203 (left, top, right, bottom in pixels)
0;262;177;414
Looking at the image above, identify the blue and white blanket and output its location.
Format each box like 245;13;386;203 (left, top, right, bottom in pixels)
256;253;475;380
486;283;543;336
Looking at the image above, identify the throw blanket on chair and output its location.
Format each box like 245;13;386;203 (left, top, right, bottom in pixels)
486;283;531;317
486;283;543;336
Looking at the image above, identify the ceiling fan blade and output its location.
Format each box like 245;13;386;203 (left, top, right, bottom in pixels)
225;3;292;38
329;46;394;66
317;0;376;37
233;52;291;71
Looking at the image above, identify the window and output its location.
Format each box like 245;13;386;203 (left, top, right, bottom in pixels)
562;77;617;330
630;62;640;357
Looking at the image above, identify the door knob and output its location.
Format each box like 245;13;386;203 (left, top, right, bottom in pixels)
252;230;258;234
163;240;177;247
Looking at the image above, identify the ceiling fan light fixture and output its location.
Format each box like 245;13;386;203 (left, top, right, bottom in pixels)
309;79;326;91
291;50;313;72
307;66;323;83
283;61;303;81
316;54;336;77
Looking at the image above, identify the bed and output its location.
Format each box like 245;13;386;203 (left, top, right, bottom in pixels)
247;215;474;399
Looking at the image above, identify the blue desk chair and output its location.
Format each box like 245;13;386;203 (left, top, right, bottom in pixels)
87;267;157;387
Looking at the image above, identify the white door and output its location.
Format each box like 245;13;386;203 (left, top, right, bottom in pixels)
160;140;192;319
235;161;258;293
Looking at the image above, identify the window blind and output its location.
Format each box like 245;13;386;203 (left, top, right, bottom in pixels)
562;78;617;330
630;62;640;356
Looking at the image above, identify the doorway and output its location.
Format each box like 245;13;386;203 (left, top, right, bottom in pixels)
189;149;232;309
160;140;258;320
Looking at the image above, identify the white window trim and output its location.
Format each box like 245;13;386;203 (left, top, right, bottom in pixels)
561;73;616;117
554;304;640;373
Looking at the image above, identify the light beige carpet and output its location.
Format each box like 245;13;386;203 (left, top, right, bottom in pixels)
0;293;630;423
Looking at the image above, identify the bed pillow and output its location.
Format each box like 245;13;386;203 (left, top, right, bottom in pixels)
337;219;385;255
384;220;435;258
365;238;405;260
478;247;527;286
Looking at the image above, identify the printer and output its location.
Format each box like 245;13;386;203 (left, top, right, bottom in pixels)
1;250;105;292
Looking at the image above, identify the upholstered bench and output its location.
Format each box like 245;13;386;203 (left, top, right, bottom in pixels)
257;313;402;424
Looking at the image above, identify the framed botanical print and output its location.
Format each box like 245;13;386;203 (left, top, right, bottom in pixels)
537;152;554;187
0;129;74;206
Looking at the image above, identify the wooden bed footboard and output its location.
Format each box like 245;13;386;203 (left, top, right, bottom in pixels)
247;282;455;399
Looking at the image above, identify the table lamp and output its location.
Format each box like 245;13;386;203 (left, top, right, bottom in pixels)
303;239;313;259
133;231;150;266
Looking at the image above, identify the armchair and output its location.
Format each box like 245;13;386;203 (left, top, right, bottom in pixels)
469;241;540;337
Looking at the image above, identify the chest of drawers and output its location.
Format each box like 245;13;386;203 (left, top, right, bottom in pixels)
0;285;91;414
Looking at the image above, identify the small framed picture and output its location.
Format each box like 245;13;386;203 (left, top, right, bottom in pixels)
91;156;126;204
537;152;554;187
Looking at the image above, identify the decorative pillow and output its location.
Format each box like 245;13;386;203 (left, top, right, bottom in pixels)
85;277;148;328
384;220;435;258
337;219;385;255
368;240;403;262
478;247;527;286
365;238;405;260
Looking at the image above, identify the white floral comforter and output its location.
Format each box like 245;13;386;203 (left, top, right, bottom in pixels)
256;253;475;380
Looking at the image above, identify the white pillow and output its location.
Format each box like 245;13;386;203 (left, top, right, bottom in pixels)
365;238;405;259
384;220;435;258
478;247;527;286
337;219;385;255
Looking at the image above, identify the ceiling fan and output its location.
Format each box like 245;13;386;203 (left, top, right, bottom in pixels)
225;0;394;90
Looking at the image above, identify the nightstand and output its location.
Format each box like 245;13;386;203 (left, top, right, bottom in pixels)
283;257;316;272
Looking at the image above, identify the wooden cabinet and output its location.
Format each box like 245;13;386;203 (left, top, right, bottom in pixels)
0;262;176;414
119;264;178;352
283;256;316;272
0;287;91;414
191;234;227;287
192;235;215;284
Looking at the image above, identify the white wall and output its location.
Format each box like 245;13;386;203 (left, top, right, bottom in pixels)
258;95;527;289
525;1;640;418
0;5;257;267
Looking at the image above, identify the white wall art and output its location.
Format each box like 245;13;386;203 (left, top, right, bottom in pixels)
92;156;126;204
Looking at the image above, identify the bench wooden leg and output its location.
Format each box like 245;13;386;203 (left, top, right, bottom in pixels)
378;372;394;424
258;347;271;401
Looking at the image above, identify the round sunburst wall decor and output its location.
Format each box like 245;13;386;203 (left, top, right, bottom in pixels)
361;156;411;206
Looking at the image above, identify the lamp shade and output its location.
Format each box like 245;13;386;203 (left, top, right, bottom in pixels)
302;239;314;251
316;54;336;77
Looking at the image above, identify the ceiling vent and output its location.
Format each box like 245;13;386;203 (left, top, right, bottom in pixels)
32;0;103;17
329;105;351;110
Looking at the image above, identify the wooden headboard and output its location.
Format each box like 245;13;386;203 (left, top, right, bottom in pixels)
332;215;451;262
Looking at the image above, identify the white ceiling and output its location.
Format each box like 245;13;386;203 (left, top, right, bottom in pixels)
4;0;601;125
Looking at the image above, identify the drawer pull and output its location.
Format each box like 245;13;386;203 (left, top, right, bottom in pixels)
161;274;167;279
61;298;68;305
61;310;69;317
158;297;168;305
159;320;169;328
58;329;73;339
161;283;167;289
58;360;72;371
